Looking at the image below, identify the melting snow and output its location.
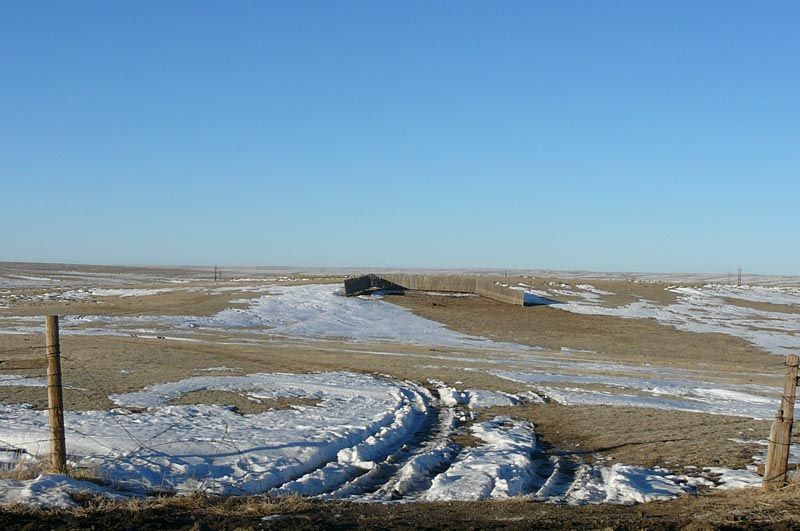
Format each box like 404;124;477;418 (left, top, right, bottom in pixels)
490;369;785;419
552;284;800;356
0;474;126;508
423;416;538;500
0;284;528;350
0;372;431;499
0;375;47;387
565;464;687;504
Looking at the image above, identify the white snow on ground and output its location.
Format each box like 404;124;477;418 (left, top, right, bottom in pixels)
564;464;687;504
728;437;800;466
533;386;782;420
490;370;786;420
702;467;762;490
576;284;614;296
0;371;766;507
550;284;800;356
689;284;800;307
2;281;797;357
0;372;432;501
421;417;694;504
0;475;125;508
423;416;538;500
0;275;61;288
432;382;523;409
0;375;47;387
0;284;527;350
85;288;179;298
0;287;185;304
206;284;518;348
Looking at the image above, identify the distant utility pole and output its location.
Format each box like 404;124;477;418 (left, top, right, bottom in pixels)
214;265;218;282
737;267;742;286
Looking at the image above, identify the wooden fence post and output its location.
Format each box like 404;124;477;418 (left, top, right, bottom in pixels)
45;315;67;474
763;354;799;490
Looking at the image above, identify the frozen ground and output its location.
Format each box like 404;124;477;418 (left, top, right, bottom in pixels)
489;369;789;420
515;282;800;356
3;282;793;419
0;372;754;508
0;284;528;350
4;263;799;289
1;270;797;509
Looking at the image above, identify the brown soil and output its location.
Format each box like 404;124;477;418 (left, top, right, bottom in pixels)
169;390;320;414
500;276;683;308
2;486;800;529
1;271;797;527
722;297;800;315
0;334;529;411
4;278;343;319
384;290;779;377
477;403;775;471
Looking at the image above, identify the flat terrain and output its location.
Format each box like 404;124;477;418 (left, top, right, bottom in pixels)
1;263;799;528
385;289;779;376
2;486;800;530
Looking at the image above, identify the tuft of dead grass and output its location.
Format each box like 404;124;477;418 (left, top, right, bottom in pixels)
0;456;43;481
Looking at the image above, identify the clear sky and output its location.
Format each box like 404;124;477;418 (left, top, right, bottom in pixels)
2;2;798;274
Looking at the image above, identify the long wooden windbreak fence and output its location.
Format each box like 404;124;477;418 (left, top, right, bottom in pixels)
343;273;526;306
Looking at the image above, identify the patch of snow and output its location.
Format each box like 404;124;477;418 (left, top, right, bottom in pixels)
0;372;433;498
0;474;125;508
554;285;800;356
576;284;614;296
0;284;533;350
533;385;783;420
492;370;784;419
202;284;526;349
423;416;537;500
565;464;687;504
0;375;47;387
430;382;522;409
89;288;178;298
703;467;762;490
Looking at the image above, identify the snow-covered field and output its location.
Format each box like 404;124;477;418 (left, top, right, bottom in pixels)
0;372;760;508
1;273;798;508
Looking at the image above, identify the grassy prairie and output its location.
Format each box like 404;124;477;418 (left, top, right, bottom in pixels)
0;272;797;528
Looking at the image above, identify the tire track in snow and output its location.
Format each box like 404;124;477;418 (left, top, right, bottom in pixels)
270;385;433;497
336;406;463;500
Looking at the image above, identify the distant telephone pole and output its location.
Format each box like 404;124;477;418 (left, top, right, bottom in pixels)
214;265;218;282
737;267;742;286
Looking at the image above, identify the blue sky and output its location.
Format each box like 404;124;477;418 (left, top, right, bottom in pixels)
2;2;798;274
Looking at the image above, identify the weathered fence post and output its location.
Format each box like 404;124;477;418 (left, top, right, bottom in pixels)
763;354;799;490
45;315;67;474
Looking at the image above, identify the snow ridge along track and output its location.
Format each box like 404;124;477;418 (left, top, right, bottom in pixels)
0;371;724;506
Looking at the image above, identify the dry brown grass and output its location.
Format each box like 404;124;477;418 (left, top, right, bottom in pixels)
3;487;800;529
169;390;320;414
385;288;781;378
0;457;43;481
475;403;776;471
2;272;798;528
